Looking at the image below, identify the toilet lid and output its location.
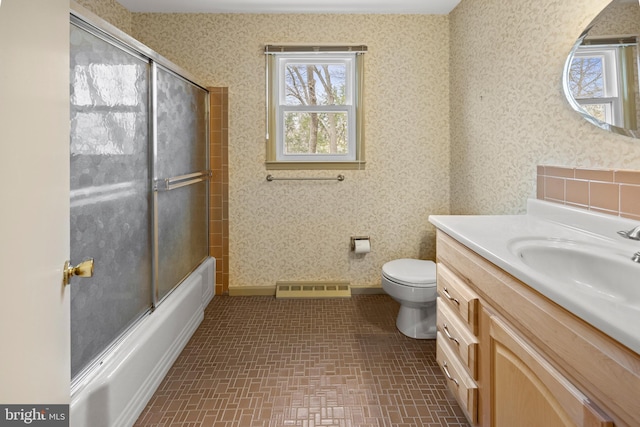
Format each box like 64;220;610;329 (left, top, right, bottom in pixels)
382;259;436;287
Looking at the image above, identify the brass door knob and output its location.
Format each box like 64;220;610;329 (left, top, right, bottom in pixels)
63;258;94;286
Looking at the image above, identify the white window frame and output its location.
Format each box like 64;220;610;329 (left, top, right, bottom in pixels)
265;46;365;170
275;54;356;162
572;46;623;127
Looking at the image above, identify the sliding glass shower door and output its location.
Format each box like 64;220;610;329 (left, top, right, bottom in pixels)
69;22;152;379
154;66;209;302
69;18;210;381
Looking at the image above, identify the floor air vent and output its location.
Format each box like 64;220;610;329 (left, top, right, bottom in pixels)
275;281;351;299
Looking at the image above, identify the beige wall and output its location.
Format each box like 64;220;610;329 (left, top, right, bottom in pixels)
76;0;640;290
75;0;132;33
590;0;640;34
128;13;451;289
1;0;71;402
449;0;640;215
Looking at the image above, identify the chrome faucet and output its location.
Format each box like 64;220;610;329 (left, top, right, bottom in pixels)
618;225;640;263
618;225;640;241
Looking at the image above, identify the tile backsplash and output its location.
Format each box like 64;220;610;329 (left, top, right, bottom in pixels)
537;166;640;221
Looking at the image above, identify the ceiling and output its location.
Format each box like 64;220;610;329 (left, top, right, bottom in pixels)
117;0;462;14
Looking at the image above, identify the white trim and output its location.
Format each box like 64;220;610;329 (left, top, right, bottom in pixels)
273;53;357;162
571;46;624;127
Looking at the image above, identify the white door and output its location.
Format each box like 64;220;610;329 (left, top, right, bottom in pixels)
0;0;71;405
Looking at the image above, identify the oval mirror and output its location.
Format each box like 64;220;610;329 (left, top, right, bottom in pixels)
563;0;640;138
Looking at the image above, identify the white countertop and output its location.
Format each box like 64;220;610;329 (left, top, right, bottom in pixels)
429;199;640;355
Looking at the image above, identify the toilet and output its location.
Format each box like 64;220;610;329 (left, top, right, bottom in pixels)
381;258;437;339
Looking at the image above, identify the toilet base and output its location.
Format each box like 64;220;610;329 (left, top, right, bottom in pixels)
396;304;437;339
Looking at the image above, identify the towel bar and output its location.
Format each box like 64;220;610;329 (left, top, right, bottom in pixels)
266;174;345;182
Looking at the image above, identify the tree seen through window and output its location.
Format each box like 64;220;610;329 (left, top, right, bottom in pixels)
283;63;347;155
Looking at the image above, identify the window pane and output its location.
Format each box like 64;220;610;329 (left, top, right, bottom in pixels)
581;103;609;122
569;57;605;98
283;111;348;154
284;63;346;106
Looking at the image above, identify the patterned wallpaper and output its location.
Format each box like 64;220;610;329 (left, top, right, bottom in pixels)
77;0;640;290
131;13;451;289
75;0;131;33
590;1;640;34
449;0;640;215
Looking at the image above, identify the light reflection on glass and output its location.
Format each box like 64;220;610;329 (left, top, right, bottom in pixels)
71;64;141;107
70;112;137;155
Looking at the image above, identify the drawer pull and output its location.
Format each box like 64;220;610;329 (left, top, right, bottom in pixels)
442;287;460;305
442;361;459;387
442;324;460;345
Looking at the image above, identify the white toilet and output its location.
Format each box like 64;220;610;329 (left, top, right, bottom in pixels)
381;258;437;339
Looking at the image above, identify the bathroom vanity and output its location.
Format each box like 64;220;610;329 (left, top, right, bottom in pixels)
429;200;640;427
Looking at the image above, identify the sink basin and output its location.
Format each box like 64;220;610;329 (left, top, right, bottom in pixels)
429;199;640;354
508;238;640;303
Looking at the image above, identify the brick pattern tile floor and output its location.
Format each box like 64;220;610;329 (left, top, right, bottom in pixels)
133;295;470;427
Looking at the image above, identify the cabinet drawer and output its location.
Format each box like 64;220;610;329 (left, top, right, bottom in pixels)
437;297;479;379
437;331;478;424
436;263;479;335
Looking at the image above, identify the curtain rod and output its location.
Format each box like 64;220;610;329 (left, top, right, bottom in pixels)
583;36;638;46
265;45;367;54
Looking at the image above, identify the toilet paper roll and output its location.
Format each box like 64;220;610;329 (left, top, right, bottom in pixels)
354;239;371;254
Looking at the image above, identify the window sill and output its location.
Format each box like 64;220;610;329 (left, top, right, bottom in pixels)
265;161;366;171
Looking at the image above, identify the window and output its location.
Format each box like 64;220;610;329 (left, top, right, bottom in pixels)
265;45;366;169
568;41;637;130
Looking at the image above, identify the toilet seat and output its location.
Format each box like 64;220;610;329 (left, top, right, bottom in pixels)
382;259;436;287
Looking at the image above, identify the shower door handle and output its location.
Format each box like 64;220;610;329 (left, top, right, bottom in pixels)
63;258;94;286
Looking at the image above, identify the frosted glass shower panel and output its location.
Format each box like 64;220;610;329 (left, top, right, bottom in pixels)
156;182;208;300
70;24;152;378
155;67;208;301
156;66;208;178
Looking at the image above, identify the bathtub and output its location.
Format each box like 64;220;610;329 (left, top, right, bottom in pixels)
70;257;215;427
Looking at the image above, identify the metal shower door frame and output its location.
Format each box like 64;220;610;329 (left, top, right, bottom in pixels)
70;4;210;384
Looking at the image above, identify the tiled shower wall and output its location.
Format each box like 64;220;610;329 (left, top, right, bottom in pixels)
537;166;640;221
209;87;229;295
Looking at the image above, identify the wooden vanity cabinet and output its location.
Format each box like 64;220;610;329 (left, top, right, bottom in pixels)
488;313;612;427
435;231;640;427
436;330;478;423
436;298;479;378
435;263;480;423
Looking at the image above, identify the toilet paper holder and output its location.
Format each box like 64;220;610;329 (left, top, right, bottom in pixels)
350;236;370;251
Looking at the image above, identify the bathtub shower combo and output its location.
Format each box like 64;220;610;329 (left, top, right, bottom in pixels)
69;7;214;427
